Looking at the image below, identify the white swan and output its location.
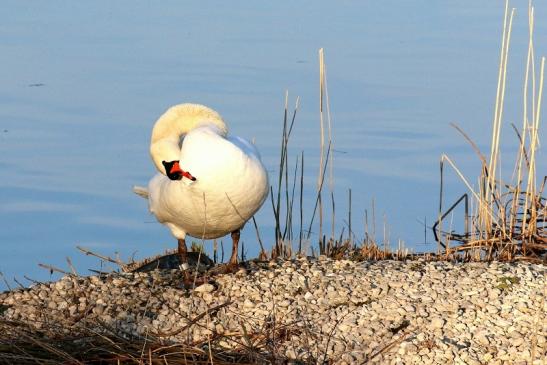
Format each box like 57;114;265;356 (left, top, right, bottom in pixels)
136;103;269;266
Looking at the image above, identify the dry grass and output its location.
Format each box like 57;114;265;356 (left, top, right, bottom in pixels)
0;276;414;365
434;1;546;263
0;302;300;365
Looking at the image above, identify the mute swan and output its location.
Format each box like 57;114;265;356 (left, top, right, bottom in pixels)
135;103;269;268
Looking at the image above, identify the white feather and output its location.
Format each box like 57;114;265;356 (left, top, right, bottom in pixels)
145;104;269;240
132;185;149;199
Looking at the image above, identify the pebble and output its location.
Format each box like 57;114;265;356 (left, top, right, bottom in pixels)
0;259;544;364
242;298;254;308
430;317;445;329
194;283;215;293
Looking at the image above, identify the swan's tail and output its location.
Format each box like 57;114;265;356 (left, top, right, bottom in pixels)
132;185;149;199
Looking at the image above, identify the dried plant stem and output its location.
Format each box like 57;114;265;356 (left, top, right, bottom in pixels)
487;1;514;202
77;246;125;266
251;217;266;258
298;151;304;254
348;189;352;244
307;142;332;240
436;2;546;262
38;263;73;277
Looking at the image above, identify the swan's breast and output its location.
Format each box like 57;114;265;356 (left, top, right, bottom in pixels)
148;126;269;239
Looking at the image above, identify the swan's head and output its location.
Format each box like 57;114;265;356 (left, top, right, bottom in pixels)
149;103;227;177
161;160;196;181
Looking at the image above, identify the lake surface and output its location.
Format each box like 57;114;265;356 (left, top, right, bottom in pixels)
1;1;546;289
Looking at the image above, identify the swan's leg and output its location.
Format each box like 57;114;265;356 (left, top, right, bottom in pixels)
229;229;240;265
178;238;188;263
178;238;199;288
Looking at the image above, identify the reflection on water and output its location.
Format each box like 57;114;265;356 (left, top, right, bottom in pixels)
1;1;545;289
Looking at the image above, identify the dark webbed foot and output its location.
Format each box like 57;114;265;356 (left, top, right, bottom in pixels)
177;237;214;288
175;229;245;288
181;272;216;289
207;261;244;276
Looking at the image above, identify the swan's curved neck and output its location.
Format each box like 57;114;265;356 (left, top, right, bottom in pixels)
150;103;227;174
151;104;227;143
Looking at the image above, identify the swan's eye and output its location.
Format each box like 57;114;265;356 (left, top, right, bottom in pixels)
162;160;183;180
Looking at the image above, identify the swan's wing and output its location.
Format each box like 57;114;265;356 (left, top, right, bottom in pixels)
132;185;149;199
178;126;267;192
227;135;262;160
179;127;238;175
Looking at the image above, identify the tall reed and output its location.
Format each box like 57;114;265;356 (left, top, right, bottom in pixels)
271;49;341;258
436;0;546;262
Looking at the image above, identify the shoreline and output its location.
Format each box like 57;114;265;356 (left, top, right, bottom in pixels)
1;257;546;364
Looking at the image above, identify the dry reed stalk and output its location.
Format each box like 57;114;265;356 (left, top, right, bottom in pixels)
0;271;12;292
372;198;377;246
298;151;304;254
486;1;514;217
284;154;300;243
364;209;370;245
77;245;126;267
330;191;335;243
318;49;326;242
523;57;544;236
306;142;332;243
348;189;352;244
37;263;74;277
324;51;335;243
521;10;540;242
316;48;334;246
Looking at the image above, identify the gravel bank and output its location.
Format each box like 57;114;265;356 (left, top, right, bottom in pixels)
1;257;545;364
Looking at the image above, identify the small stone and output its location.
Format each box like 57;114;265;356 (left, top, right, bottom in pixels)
430;317;445;329
405;344;418;354
0;259;543;365
202;293;213;303
474;332;490;346
68;305;77;315
194;283;215;293
278;300;290;307
93;305;104;315
512;337;524;347
243;299;254;308
286;348;296;359
338;323;351;332
389;281;403;289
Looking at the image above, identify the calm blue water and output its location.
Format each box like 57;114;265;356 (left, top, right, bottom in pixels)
1;2;545;289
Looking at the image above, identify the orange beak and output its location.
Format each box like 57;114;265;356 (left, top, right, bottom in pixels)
182;171;196;181
169;161;183;175
170;161;196;181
